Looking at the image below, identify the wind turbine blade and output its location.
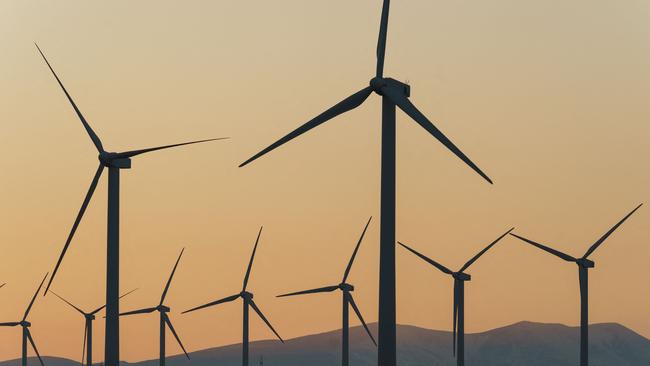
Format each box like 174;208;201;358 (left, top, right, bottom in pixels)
160;248;185;305
0;322;20;327
91;287;138;315
458;227;514;273
81;323;87;366
239;86;373;167
0;283;5;289
26;329;45;366
120;288;139;299
342;217;372;283
347;293;377;346
243;227;263;292
46;163;104;295
163;314;190;359
249;300;284;343
182;294;240;314
277;285;339;298
50;291;86;315
398;242;453;275
118;307;157;316
376;0;391;77
35;43;104;153
113;138;228;159
24;273;48;321
382;86;493;184
510;233;577;262
583;203;643;259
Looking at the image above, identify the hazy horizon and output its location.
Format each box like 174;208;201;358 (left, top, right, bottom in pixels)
1;0;649;363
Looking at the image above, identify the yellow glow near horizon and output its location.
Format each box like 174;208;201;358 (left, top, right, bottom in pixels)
0;0;649;362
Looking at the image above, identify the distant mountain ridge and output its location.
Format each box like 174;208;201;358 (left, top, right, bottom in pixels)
1;321;649;366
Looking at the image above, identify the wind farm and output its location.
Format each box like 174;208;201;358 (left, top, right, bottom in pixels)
1;1;650;366
239;1;492;363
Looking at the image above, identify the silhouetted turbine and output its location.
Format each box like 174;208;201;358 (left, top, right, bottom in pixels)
510;204;642;366
238;2;492;364
278;217;376;366
35;44;227;366
183;227;283;366
398;228;513;366
50;289;137;366
0;273;48;366
120;248;189;366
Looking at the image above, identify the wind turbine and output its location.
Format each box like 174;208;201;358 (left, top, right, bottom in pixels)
119;248;190;366
510;203;642;366
183;227;284;366
0;273;48;366
238;2;492;364
50;288;137;366
35;44;226;366
277;217;376;366
398;228;513;366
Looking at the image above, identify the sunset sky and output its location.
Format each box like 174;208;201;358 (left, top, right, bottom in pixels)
1;0;649;362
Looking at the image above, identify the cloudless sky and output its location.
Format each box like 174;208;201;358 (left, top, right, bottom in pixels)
0;0;648;362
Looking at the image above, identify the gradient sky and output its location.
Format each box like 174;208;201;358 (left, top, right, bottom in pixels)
1;0;649;362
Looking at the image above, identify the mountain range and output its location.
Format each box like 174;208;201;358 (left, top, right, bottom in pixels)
1;321;649;366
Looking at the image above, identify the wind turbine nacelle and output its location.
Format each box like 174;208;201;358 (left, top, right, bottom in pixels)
370;77;411;97
109;158;132;169
384;78;411;97
157;305;171;313
576;258;595;268
339;283;354;292
453;272;471;281
20;321;31;327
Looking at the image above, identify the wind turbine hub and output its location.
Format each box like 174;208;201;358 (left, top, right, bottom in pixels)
241;291;253;300
453;272;471;281
157;305;171;313
98;152;112;164
576;258;595;268
370;77;411;97
98;152;131;169
370;77;388;93
20;321;31;327
339;283;354;292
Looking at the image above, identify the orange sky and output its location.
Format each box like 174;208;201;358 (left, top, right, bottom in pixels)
1;0;649;362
